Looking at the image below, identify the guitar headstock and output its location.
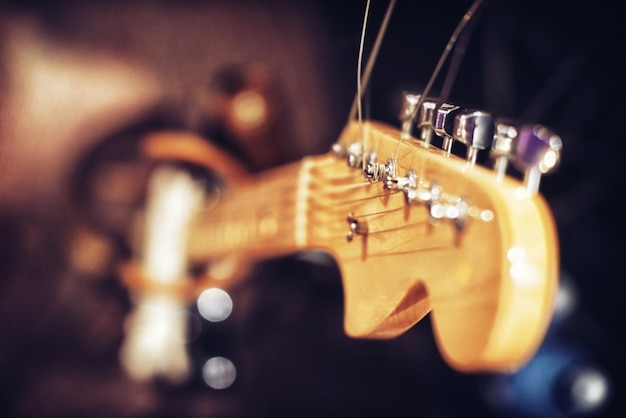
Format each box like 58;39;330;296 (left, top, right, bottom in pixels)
312;113;559;373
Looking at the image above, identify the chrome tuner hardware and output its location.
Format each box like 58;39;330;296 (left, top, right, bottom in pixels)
512;124;562;195
417;99;438;147
364;150;382;183
399;91;421;140
332;141;366;170
453;110;495;167
402;170;431;205
331;142;347;158
428;191;470;232
385;164;415;192
346;141;364;168
491;120;518;182
403;175;469;232
365;155;397;184
436;196;470;232
434;103;463;154
399;91;421;122
398;92;437;146
346;213;368;242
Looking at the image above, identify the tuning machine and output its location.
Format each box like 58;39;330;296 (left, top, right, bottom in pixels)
434;103;464;154
417;98;437;147
453;110;495;167
490;121;562;194
399;91;420;122
398;91;420;140
490;120;518;182
399;92;438;146
513;124;562;195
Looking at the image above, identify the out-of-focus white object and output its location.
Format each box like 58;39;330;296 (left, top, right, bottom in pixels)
120;166;204;383
197;287;233;322
202;356;237;389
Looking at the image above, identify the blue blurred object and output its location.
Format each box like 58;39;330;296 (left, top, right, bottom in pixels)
480;273;611;417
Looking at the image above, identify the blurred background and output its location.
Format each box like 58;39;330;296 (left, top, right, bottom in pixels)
0;0;624;417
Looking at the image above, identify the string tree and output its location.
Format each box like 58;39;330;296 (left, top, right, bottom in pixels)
386;165;415;192
434;103;464;155
511;124;562;195
453;110;495;167
346;212;369;242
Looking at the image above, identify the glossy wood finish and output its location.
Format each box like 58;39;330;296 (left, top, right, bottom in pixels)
140;120;559;373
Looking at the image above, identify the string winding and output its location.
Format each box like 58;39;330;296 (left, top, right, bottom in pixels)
394;0;487;161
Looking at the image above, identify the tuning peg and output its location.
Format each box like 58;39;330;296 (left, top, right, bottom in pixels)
512;124;562;195
490;120;518;182
434;103;463;154
399;91;421;123
417;99;438;147
331;142;347;158
398;92;437;146
453;110;495;166
398;92;421;140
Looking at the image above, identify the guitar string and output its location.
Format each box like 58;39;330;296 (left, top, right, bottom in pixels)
357;0;371;171
202;160;407;222
437;0;488;105
346;244;451;258
345;205;405;218
347;0;396;125
364;1;396;168
200;177;466;246
202;222;452;256
203;210;451;254
198;177;300;220
197;173;391;236
200;148;475;240
316;190;402;208
196;151;460;246
200;179;459;254
392;0;486;162
208;174;488;243
192;3;490;261
210;179;416;237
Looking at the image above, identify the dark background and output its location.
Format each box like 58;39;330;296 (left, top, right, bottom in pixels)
0;1;624;417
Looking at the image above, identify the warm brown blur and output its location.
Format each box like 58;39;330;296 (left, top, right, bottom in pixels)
0;2;347;416
0;1;624;417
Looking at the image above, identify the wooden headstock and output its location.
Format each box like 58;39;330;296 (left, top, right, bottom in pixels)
310;121;558;372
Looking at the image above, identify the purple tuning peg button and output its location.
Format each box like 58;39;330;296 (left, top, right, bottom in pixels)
453;110;495;166
512;124;563;195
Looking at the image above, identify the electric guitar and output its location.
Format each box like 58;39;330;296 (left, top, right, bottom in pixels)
119;111;560;380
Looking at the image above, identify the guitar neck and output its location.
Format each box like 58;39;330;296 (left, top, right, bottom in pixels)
186;155;332;264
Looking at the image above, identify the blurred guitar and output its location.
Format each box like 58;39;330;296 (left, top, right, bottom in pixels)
119;104;561;380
